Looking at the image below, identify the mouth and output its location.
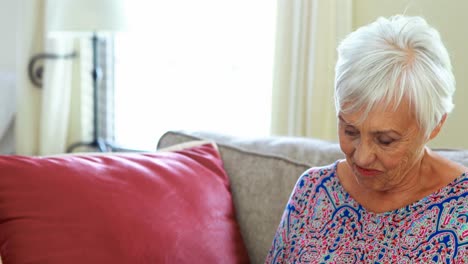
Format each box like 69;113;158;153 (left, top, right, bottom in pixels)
354;165;383;177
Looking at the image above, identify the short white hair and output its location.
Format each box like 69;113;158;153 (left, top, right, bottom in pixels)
334;15;455;137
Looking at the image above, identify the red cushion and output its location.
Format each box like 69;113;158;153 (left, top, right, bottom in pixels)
0;143;249;264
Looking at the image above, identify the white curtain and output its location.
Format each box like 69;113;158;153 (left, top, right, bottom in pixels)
15;0;91;155
0;72;15;154
270;0;352;141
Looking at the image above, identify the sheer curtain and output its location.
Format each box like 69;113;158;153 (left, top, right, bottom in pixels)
0;72;15;154
15;0;90;155
270;0;352;141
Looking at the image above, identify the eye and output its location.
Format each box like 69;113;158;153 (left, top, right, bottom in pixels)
344;128;359;137
377;135;394;146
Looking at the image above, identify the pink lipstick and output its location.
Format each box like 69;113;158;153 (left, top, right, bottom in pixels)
355;165;382;177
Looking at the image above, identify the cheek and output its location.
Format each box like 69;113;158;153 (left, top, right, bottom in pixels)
377;152;405;171
338;133;354;157
376;146;416;172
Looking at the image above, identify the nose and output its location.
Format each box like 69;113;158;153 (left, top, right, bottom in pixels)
353;139;376;167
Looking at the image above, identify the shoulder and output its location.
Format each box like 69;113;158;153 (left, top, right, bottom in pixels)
298;162;338;185
442;170;468;197
290;161;340;199
418;172;468;259
427;149;467;182
284;161;342;217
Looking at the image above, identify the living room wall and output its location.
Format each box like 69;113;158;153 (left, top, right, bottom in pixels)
353;0;468;149
2;1;467;151
0;0;18;154
0;0;17;71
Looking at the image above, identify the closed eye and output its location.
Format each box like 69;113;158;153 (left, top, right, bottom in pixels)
376;135;395;146
345;129;359;137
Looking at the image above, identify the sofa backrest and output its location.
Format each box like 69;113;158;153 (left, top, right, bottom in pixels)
157;130;468;264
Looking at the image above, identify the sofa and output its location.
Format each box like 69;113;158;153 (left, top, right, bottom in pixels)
156;130;468;263
1;130;467;264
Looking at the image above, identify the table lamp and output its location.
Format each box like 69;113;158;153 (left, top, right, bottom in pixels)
45;0;127;152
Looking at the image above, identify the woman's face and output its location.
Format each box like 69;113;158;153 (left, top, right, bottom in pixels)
338;100;427;192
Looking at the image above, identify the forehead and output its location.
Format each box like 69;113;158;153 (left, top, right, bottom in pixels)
340;98;416;129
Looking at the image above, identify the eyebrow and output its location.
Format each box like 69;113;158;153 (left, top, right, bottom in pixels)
338;115;349;124
338;115;402;136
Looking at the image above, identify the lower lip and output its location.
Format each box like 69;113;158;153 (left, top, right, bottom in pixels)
355;165;382;177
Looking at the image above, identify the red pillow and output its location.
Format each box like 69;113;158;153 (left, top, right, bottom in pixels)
0;142;249;264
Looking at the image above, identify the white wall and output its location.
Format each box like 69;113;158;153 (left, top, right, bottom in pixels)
0;0;18;153
0;0;18;71
354;0;468;149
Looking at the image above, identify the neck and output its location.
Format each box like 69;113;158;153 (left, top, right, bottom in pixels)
339;148;441;213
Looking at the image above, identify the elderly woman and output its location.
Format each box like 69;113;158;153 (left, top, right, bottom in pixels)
265;15;468;263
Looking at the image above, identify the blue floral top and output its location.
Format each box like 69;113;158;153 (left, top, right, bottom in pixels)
265;161;468;263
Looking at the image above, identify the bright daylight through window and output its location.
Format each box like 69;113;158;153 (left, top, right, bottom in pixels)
114;1;277;150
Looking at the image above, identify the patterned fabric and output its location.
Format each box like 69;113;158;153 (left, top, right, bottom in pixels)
266;161;468;263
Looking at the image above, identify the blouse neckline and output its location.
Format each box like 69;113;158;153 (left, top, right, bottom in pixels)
330;160;468;217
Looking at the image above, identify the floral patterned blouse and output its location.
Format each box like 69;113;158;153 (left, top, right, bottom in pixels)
265;161;468;263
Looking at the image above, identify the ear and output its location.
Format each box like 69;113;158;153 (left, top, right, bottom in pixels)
429;114;447;140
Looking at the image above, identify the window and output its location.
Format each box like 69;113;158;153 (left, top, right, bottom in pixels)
114;1;277;150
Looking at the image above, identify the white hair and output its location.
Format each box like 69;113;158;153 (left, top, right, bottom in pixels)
334;15;455;137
